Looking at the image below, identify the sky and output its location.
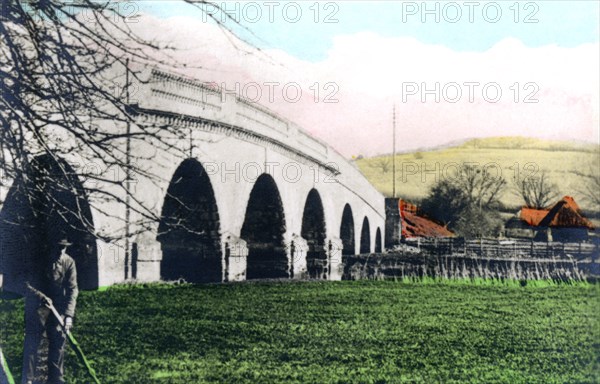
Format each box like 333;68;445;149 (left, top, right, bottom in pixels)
131;1;599;157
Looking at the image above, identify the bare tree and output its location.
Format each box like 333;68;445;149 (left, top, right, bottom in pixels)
371;157;391;173
454;164;507;210
513;169;558;209
421;164;506;237
579;164;600;211
0;1;259;241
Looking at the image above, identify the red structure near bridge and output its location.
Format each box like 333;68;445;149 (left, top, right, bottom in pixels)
399;200;454;239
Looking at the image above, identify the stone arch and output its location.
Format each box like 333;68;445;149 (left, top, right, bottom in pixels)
157;159;221;283
241;174;288;279
375;227;382;253
360;217;371;254
301;189;327;279
340;204;355;256
0;154;98;293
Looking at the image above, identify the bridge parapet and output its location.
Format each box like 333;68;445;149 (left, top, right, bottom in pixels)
142;69;223;115
135;68;331;163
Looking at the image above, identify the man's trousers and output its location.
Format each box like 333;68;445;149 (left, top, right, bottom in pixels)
22;301;66;384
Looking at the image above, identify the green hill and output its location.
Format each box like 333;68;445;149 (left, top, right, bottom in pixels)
355;137;599;211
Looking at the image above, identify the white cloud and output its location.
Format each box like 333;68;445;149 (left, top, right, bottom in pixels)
131;14;599;157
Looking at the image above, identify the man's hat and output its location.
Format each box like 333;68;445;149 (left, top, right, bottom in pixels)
57;238;73;246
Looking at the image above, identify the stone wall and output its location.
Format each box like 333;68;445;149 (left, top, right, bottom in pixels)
342;252;600;282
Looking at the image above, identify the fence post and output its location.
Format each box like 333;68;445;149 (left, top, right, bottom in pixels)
530;239;534;258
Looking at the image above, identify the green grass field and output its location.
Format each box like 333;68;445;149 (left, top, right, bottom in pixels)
355;137;599;211
1;280;598;383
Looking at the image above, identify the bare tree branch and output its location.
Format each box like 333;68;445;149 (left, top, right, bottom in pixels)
513;169;558;209
0;0;261;244
578;163;600;211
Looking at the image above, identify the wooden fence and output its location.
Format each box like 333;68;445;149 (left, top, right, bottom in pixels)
403;237;599;260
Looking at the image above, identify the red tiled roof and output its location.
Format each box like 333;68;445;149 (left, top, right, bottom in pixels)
539;196;594;229
399;199;418;214
399;199;454;238
520;207;549;226
519;196;594;230
401;211;455;238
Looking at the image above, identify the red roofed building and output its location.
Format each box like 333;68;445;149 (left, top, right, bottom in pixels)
520;207;549;227
399;199;454;239
385;198;454;249
539;196;594;229
507;196;594;242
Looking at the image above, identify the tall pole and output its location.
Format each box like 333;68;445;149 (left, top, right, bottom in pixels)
392;104;397;198
124;59;131;280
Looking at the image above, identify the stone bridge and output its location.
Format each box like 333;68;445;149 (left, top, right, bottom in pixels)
0;68;385;290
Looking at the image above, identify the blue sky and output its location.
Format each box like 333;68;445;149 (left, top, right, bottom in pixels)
140;1;599;61
133;1;599;153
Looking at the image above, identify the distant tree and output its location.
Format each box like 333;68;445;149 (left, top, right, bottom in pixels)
421;164;506;237
513;170;558;209
579;163;600;211
454;206;503;238
371;157;391;173
420;179;466;226
454;164;506;209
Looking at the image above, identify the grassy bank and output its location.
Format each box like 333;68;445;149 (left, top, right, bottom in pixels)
1;280;598;383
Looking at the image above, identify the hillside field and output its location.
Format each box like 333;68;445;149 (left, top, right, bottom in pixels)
355;137;599;211
1;280;598;383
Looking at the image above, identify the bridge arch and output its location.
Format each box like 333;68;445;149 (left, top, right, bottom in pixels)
301;188;327;279
360;217;371;254
0;154;98;292
241;173;288;279
375;227;382;253
340;204;355;256
157;158;221;283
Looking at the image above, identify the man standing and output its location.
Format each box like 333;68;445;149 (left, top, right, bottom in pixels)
22;238;78;384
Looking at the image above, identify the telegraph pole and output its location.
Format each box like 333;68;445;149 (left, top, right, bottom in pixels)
124;59;131;280
392;104;397;198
